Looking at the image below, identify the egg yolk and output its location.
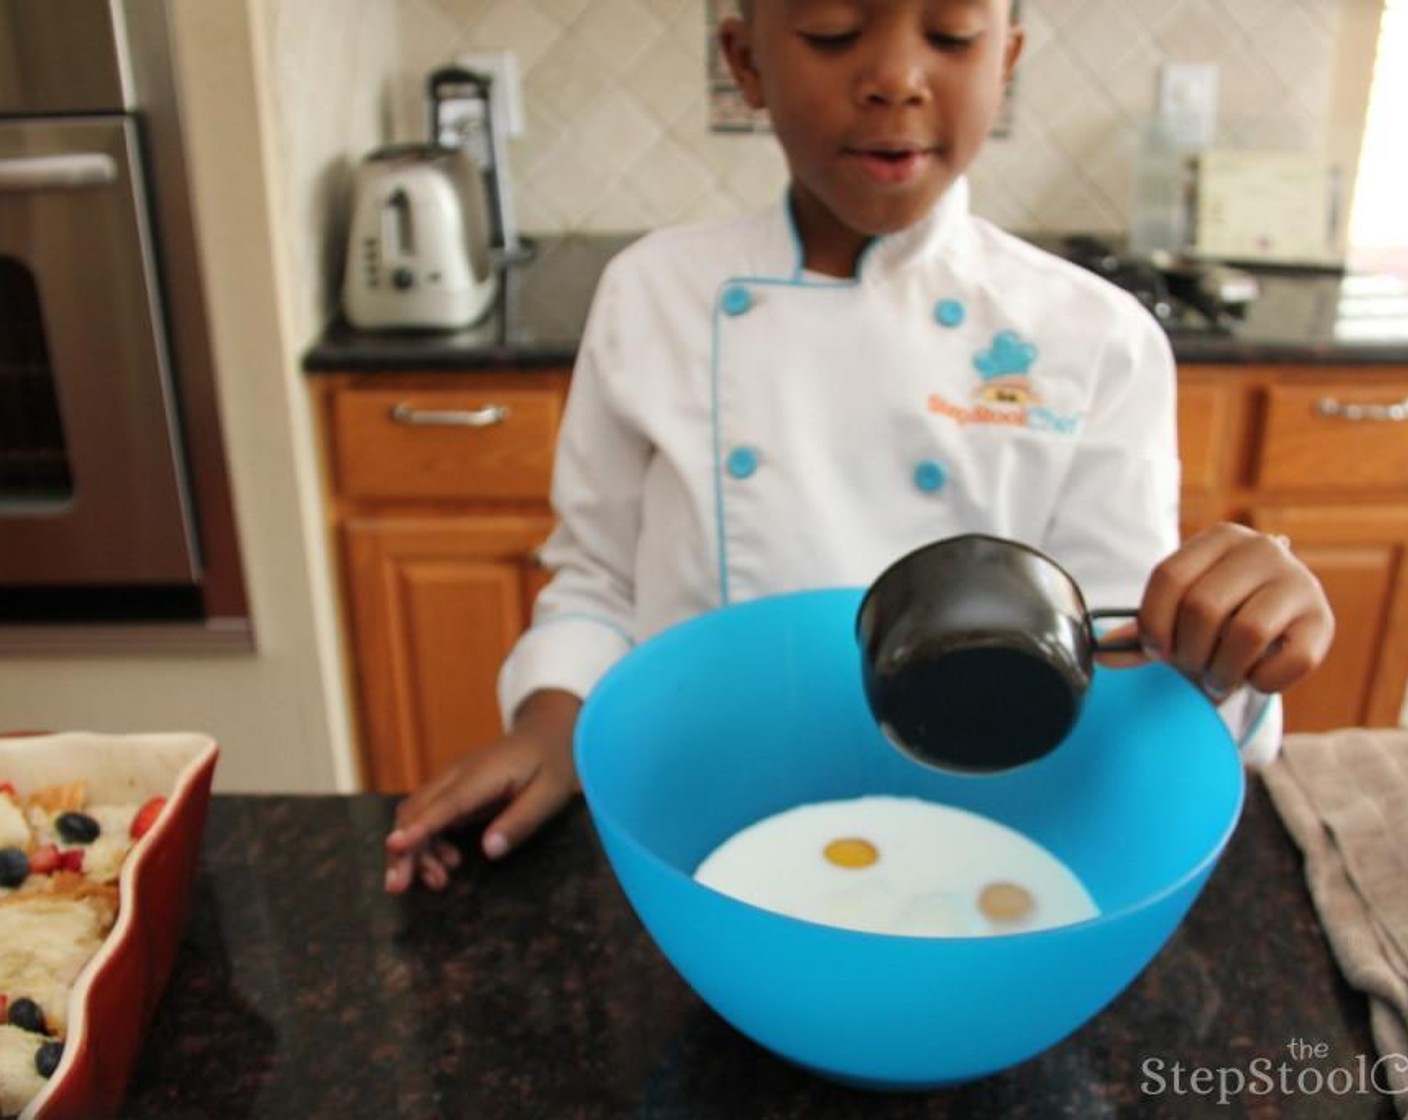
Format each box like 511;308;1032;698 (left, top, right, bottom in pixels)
823;837;879;868
979;881;1034;922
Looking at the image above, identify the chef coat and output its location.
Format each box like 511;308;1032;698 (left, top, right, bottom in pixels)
498;180;1279;760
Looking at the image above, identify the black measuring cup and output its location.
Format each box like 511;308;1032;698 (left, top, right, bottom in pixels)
856;534;1141;773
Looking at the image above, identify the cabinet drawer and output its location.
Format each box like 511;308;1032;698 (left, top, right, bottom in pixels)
1258;383;1408;491
331;387;561;501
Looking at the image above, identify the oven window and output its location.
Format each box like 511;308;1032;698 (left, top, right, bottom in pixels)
0;256;73;504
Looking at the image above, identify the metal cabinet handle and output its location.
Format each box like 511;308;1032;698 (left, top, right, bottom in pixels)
1315;397;1408;422
0;154;118;192
389;402;510;428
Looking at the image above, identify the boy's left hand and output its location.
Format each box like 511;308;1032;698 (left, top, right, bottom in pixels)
1117;523;1334;699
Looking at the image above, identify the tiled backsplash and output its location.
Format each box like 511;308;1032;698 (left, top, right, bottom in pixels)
266;0;399;342
394;0;1347;236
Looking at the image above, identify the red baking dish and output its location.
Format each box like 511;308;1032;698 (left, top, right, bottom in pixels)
1;732;218;1120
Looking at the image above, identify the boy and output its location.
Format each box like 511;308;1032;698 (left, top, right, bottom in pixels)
385;0;1333;893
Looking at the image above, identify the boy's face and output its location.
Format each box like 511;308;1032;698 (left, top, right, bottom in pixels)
721;0;1023;274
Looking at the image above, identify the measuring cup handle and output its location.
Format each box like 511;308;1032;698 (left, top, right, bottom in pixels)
1089;608;1143;654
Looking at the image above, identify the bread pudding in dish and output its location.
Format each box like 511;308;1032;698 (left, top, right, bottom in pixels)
0;779;166;1118
0;733;216;1120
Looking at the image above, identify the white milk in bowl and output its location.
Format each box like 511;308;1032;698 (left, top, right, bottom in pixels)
693;795;1098;937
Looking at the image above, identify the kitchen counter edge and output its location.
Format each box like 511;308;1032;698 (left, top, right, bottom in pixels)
303;329;1408;374
304;232;1408;373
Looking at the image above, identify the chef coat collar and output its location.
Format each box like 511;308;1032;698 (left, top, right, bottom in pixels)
766;177;972;283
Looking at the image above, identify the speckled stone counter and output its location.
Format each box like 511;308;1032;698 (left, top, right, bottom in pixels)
304;235;637;372
121;779;1394;1119
304;235;1408;373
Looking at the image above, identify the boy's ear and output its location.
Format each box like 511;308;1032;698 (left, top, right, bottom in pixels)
1002;21;1026;83
719;17;766;109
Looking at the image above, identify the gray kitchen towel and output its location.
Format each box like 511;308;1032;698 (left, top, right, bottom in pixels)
1262;729;1408;1116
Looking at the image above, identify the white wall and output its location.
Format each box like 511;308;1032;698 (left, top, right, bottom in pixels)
262;0;400;332
391;0;1361;238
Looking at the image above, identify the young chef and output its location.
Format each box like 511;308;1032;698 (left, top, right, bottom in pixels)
385;0;1334;893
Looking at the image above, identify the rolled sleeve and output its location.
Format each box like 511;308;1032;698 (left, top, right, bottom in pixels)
495;255;650;728
1044;302;1180;607
497;614;635;729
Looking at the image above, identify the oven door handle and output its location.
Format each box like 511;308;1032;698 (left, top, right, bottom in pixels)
0;153;119;192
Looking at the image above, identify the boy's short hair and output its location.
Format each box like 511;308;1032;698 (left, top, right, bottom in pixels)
737;0;1018;17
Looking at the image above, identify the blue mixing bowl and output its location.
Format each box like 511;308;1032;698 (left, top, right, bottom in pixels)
575;588;1245;1089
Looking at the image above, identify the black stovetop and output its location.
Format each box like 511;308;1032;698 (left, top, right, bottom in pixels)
1058;235;1241;336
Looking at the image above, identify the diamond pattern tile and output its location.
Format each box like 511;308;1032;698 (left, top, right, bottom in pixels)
574;0;667;75
476;2;561;68
397;0;1349;236
574;88;665;178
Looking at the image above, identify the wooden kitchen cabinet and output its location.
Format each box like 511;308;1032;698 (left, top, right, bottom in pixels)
314;372;567;792
342;513;555;791
1178;365;1408;732
319;363;1408;792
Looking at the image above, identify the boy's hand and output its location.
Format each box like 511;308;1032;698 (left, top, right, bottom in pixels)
383;690;582;894
1134;523;1334;699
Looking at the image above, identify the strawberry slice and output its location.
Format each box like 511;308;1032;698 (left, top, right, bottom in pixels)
0;994;7;1022
58;847;84;872
130;796;167;841
27;843;59;875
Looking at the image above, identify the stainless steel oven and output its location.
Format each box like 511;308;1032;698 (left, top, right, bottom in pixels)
0;0;247;632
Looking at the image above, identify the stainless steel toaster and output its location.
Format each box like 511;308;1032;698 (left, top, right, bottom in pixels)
342;144;497;330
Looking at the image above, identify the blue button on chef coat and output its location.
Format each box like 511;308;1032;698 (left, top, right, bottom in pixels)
934;299;966;328
721;286;754;317
914;460;947;493
727;446;759;479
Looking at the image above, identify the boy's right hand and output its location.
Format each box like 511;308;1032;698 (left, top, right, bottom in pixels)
383;689;582;894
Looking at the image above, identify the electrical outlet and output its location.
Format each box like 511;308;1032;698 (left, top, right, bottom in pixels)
1156;62;1219;150
455;50;524;137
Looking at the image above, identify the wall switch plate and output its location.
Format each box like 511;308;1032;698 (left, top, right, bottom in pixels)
455;50;524;137
1156;62;1219;150
448;49;523;252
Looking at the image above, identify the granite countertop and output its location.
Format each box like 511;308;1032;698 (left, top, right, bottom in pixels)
304;235;637;372
304;234;1408;374
121;780;1394;1118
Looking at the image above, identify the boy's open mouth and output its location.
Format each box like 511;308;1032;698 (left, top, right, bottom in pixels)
848;146;935;185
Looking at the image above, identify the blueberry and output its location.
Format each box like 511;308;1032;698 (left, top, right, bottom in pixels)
56;811;101;844
9;997;47;1035
0;846;27;888
35;1039;63;1079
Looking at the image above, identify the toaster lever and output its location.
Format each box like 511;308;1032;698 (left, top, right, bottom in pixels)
381;188;415;260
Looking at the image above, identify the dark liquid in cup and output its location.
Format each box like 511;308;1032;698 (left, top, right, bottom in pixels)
871;645;1078;772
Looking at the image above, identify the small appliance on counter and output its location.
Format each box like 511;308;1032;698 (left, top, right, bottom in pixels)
1192;149;1342;268
342;143;497;331
428;60;530;262
1060;235;1258;337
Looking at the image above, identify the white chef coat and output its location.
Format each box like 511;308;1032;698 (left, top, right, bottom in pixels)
498;180;1279;762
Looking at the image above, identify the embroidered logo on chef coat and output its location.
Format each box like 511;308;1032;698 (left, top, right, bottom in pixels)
927;329;1079;435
